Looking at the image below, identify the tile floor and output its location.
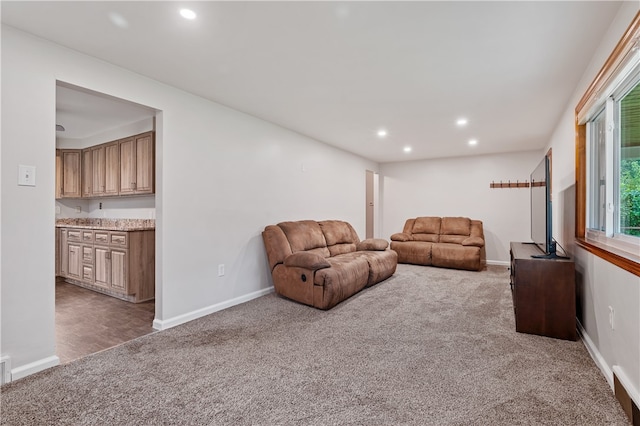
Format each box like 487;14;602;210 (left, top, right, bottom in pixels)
55;280;155;363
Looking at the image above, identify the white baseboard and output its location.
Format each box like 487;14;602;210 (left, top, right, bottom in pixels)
10;355;60;382
577;320;614;389
153;287;274;331
487;260;510;267
579;321;640;414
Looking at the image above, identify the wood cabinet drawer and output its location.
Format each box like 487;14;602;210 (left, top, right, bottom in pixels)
82;265;94;282
95;231;109;244
110;232;128;247
67;229;82;242
82;246;93;263
82;230;94;242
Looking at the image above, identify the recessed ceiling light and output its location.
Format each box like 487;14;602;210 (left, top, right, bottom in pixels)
377;129;388;138
468;139;478;146
456;118;468;127
403;146;412;153
180;8;197;20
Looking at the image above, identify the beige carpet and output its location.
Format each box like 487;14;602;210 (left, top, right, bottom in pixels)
0;264;630;425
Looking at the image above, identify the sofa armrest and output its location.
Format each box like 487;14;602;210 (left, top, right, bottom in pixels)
462;236;485;247
357;238;389;251
283;252;331;270
390;233;411;242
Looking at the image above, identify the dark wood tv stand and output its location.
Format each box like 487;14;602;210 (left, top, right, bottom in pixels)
509;242;577;341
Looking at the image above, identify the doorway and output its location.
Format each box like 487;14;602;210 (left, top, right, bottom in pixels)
55;82;159;363
366;170;379;239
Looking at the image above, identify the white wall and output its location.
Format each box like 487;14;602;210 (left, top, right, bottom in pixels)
547;1;640;404
1;26;377;378
56;196;155;220
380;150;543;263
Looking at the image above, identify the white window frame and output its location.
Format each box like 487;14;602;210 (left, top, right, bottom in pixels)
585;57;640;256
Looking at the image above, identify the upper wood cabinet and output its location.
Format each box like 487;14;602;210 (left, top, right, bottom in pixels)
90;141;119;197
55;132;154;199
56;149;82;198
82;149;93;197
119;132;154;195
104;142;120;196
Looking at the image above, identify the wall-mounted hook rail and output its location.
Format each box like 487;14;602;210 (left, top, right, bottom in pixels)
489;180;530;189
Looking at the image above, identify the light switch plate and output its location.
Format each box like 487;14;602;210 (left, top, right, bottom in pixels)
18;165;36;186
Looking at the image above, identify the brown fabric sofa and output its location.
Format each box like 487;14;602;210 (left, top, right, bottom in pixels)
262;220;397;309
390;217;486;271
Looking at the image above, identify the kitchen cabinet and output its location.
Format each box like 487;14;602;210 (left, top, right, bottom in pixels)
120;132;154;195
56;149;82;198
82;149;93;197
60;229;68;276
56;132;153;199
104;142;120;196
66;242;82;280
90;142;119;197
57;226;155;303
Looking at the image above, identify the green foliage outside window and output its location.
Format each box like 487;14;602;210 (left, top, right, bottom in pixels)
619;81;640;237
620;158;640;236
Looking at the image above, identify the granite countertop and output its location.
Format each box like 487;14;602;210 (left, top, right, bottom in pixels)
55;218;155;231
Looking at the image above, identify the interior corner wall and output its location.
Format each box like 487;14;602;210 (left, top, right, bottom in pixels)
379;150;543;263
546;1;640;402
0;26;377;378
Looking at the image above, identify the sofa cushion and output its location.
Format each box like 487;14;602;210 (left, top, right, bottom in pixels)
390;233;411;242
441;217;471;236
279;220;330;258
356;250;398;286
402;218;416;234
284;252;331;270
262;225;294;270
470;220;484;238
412;233;440;243
357;238;389;251
412;217;441;235
462;236;485;247
320;220;359;256
440;235;466;244
313;254;370;309
432;243;482;271
390;241;433;265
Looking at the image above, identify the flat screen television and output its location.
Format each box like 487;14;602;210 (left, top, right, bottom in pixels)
530;155;557;258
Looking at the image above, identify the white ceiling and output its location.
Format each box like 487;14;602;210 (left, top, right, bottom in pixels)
56;83;156;139
1;1;626;162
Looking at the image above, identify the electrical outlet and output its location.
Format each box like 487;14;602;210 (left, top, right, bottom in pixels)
75;206;81;213
609;306;615;330
218;264;225;277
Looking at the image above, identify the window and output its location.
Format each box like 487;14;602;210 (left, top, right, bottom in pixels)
618;81;640;238
576;12;640;277
588;107;606;233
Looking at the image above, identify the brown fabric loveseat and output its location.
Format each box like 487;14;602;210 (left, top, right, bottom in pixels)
262;220;397;309
390;217;486;271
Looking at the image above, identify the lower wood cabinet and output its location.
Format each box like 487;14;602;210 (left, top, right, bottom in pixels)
67;242;82;280
510;242;576;341
57;227;154;303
